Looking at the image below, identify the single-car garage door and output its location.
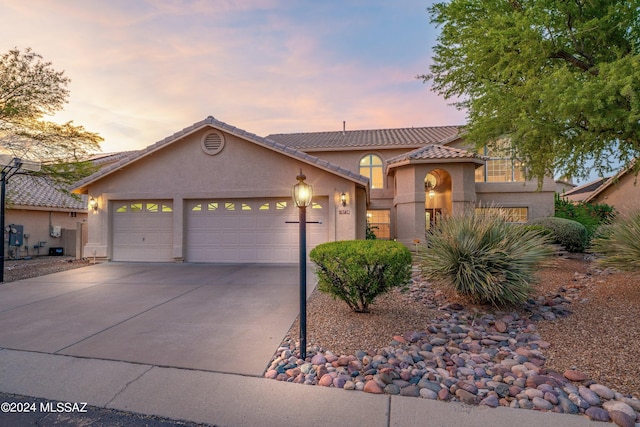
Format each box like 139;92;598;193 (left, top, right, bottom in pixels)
185;197;328;263
112;200;174;262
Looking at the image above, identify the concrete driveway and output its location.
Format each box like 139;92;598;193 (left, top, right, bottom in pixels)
0;262;309;376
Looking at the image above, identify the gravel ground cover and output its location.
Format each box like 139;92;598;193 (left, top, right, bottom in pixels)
300;255;637;398
2;256;91;283
269;253;640;425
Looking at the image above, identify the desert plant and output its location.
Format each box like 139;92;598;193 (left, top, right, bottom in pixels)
528;216;589;252
591;210;640;271
309;240;412;313
417;211;554;306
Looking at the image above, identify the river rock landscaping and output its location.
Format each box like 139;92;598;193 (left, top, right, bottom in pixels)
266;254;640;427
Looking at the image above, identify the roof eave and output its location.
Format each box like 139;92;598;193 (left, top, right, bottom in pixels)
71;116;371;192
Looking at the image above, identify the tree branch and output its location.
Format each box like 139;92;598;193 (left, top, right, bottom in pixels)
549;49;598;75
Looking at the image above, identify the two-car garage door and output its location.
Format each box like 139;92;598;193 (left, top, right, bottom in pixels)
185;197;327;263
111;198;328;263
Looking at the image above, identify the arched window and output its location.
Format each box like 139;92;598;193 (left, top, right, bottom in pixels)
359;154;384;189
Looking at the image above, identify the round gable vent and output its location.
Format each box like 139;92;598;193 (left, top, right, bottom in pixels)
201;131;225;155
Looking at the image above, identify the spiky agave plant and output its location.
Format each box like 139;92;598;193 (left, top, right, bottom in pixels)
591;210;640;272
417;210;554;306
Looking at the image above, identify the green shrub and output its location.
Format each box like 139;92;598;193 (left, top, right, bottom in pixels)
528;216;589;252
554;194;616;239
309;240;412;313
591;210;640;271
417;211;554;307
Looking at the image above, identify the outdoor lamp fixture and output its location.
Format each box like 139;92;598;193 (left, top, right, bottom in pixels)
88;197;99;214
292;169;312;359
0;155;41;283
340;192;347;207
425;181;435;199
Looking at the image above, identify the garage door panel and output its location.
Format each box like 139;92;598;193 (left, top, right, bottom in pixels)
112;200;173;262
186;198;327;263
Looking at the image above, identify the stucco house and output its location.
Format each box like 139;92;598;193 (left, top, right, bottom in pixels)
71;116;555;263
561;161;639;216
4;174;88;259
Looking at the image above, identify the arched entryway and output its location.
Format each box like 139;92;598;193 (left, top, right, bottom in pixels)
424;169;451;231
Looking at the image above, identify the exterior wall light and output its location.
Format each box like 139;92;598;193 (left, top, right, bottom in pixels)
88;197;99;214
340;192;347;207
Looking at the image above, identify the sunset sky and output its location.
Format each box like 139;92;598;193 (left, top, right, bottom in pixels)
0;0;466;154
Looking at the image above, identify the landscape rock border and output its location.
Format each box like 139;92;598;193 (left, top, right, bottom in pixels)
266;265;640;427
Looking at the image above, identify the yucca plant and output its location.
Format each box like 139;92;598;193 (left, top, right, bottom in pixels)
591;210;640;272
417;210;554;306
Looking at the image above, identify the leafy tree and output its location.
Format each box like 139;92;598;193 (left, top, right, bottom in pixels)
421;0;640;183
0;48;102;183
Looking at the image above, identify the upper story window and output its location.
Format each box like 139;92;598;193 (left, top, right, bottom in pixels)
475;142;525;183
359;154;384;189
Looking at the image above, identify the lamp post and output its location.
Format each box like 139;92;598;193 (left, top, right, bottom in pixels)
0;156;41;282
292;169;312;359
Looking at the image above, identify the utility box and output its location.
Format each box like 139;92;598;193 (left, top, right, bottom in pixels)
8;224;23;247
48;247;64;256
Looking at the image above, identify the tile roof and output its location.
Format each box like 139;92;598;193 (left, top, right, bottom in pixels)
8;174;87;210
266;126;462;150
562;177;609;202
88;151;139;166
387;144;486;166
72;116;370;192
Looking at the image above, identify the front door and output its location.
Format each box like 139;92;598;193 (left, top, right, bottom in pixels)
425;208;442;231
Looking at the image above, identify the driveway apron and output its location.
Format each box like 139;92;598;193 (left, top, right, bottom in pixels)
0;263;309;376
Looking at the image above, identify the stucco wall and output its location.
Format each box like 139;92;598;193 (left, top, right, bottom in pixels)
5;208;87;258
592;173;640;216
475;176;556;220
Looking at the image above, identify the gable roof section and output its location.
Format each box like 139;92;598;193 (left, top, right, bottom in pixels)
8;174;87;210
71;116;369;193
386;144;486;170
266;126;462;151
561;177;609;203
582;159;638;203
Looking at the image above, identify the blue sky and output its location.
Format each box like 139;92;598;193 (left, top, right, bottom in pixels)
0;0;466;153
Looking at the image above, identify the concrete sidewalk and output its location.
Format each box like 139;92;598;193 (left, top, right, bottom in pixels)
0;263;600;426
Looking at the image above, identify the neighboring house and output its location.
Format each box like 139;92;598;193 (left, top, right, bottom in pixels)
562;161;639;216
71;116;555;263
2;151;136;259
4;174;88;259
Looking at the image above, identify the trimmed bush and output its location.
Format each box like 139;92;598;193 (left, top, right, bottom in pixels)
591;210;640;271
417;211;554;307
309;240;412;313
528;216;589;252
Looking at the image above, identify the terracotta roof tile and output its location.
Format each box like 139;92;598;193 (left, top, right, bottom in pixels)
8;174;87;210
266;126;462;150
387;144;485;165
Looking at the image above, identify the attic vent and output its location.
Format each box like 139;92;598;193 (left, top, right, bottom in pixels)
201;131;225;155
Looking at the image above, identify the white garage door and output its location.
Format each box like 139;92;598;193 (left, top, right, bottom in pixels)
112;200;174;262
185;197;328;263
